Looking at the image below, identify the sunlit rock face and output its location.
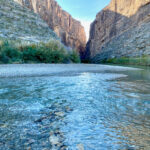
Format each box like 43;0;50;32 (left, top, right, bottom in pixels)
85;0;150;62
15;0;86;52
0;0;59;43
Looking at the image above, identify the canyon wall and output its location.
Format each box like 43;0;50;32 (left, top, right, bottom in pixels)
0;0;59;43
85;0;150;62
15;0;86;52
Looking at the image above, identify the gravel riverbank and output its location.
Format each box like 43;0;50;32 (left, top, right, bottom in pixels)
0;64;141;78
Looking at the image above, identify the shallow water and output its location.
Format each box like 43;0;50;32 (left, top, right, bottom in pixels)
0;64;150;150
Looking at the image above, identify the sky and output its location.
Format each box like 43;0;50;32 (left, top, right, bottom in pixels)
56;0;110;40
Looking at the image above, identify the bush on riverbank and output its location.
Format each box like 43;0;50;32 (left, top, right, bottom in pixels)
0;40;80;64
106;56;150;66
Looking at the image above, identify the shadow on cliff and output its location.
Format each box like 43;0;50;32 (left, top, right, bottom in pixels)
82;9;131;62
82;2;150;62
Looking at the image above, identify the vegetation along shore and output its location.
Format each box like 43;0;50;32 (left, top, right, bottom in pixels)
0;40;80;64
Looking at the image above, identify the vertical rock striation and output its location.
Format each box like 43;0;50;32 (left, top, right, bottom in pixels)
85;0;150;62
15;0;86;52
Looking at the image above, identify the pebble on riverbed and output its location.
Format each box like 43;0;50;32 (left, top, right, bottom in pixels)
49;135;59;145
0;101;72;150
49;127;67;149
54;112;65;117
77;143;84;150
33;102;72;149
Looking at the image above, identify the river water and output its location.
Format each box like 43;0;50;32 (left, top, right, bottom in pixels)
0;64;150;150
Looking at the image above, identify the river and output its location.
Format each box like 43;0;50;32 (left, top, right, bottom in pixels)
0;64;150;150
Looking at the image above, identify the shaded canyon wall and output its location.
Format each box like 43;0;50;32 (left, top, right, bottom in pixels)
84;0;150;62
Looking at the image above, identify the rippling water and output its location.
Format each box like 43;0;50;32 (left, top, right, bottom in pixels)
0;64;150;150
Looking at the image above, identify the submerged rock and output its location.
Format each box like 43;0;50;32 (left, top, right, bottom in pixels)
55;112;65;117
77;143;84;150
49;135;59;145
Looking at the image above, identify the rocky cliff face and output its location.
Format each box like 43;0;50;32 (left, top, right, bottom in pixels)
0;0;58;43
15;0;86;52
85;0;150;62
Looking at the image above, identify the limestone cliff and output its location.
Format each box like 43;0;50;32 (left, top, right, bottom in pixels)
85;0;150;62
15;0;86;52
0;0;59;43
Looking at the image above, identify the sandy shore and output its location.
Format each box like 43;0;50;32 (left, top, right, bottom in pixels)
0;64;141;77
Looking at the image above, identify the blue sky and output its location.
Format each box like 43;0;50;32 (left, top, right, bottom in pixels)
56;0;110;39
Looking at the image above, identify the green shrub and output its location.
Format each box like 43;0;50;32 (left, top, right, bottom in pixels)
19;44;39;63
68;50;81;63
106;56;150;66
40;42;67;63
0;41;22;63
0;40;81;64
